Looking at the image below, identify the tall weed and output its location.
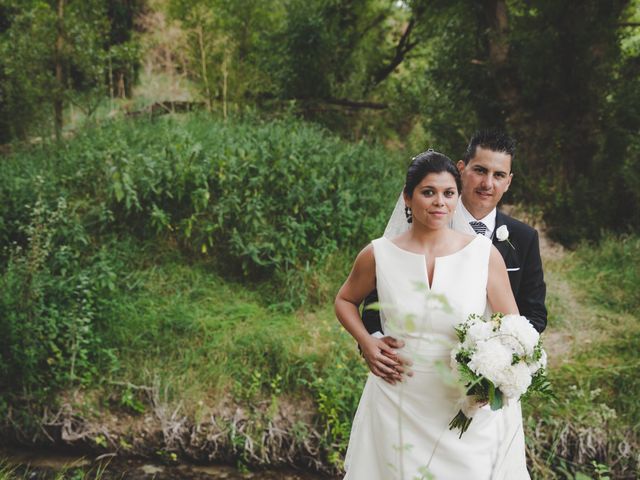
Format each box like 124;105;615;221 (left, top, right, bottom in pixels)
0;198;117;400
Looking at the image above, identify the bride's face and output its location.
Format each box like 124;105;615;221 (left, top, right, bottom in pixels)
404;172;459;229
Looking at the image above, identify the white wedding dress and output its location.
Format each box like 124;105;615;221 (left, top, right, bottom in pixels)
344;235;529;480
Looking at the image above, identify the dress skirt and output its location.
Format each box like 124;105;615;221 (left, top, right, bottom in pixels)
343;351;528;480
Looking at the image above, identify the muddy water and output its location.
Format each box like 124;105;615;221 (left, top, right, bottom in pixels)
0;447;336;479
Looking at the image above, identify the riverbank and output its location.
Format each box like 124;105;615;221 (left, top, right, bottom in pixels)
0;447;332;479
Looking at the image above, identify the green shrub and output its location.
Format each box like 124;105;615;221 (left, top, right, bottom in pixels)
0;198;117;399
0;114;400;306
300;347;368;469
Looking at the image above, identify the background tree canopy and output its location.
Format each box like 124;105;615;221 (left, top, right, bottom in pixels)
1;0;639;243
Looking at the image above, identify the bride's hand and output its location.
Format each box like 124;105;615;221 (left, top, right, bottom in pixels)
360;336;412;384
461;395;489;417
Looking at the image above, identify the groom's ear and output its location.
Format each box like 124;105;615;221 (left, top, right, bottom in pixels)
505;172;513;191
456;160;465;174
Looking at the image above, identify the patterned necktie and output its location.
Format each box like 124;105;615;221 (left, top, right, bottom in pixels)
469;221;487;236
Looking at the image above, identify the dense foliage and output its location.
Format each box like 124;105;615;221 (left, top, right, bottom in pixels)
0;210;122;402
1;0;639;243
170;0;640;244
0;114;398;399
0;0;143;141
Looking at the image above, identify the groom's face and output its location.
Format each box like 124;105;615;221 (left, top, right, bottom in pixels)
456;147;513;219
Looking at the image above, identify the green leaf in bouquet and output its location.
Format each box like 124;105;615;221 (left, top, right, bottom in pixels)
488;383;503;410
520;369;555;402
454;325;466;342
457;363;477;386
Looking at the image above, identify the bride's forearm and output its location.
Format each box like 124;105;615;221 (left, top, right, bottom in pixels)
335;297;374;347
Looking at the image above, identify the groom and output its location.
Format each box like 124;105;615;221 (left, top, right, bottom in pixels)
362;130;547;376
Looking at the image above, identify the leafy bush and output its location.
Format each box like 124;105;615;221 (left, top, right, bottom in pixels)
0;198;117;399
0;114;400;306
300;347;367;469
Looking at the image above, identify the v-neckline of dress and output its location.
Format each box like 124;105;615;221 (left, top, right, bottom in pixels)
382;235;481;290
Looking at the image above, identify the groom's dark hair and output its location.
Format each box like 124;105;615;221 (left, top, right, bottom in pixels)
463;130;516;166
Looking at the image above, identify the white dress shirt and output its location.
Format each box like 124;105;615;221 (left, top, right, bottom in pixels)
457;198;496;238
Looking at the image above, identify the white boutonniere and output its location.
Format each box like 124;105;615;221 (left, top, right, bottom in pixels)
496;225;515;249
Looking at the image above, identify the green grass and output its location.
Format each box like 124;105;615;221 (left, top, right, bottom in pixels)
524;234;640;479
567;234;640;314
562;234;640;425
0;460;108;480
70;238;367;469
100;240;357;404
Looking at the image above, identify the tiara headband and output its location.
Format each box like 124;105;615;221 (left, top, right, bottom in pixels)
411;148;436;161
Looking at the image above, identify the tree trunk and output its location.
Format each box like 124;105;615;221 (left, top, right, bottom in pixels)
222;49;228;121
54;0;65;141
480;0;519;119
197;25;212;112
117;72;125;98
108;51;114;111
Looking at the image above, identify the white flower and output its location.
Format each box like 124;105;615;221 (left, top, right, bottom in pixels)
497;362;532;400
463;321;494;349
496;225;509;241
500;315;540;356
467;337;513;383
497;333;526;356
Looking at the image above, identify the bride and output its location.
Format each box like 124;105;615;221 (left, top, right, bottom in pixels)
334;150;529;479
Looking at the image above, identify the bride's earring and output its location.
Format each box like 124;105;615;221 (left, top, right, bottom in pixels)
404;206;413;224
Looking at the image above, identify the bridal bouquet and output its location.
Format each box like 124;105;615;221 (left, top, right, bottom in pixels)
449;312;550;437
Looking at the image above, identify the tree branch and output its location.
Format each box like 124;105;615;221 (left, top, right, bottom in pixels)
322;97;388;110
358;12;388;40
370;17;419;88
293;96;388;110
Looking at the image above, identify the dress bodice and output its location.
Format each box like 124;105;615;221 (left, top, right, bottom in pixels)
371;235;491;360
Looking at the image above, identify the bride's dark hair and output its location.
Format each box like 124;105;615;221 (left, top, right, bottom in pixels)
403;149;461;197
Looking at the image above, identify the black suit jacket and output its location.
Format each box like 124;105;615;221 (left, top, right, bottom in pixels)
361;210;548;334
